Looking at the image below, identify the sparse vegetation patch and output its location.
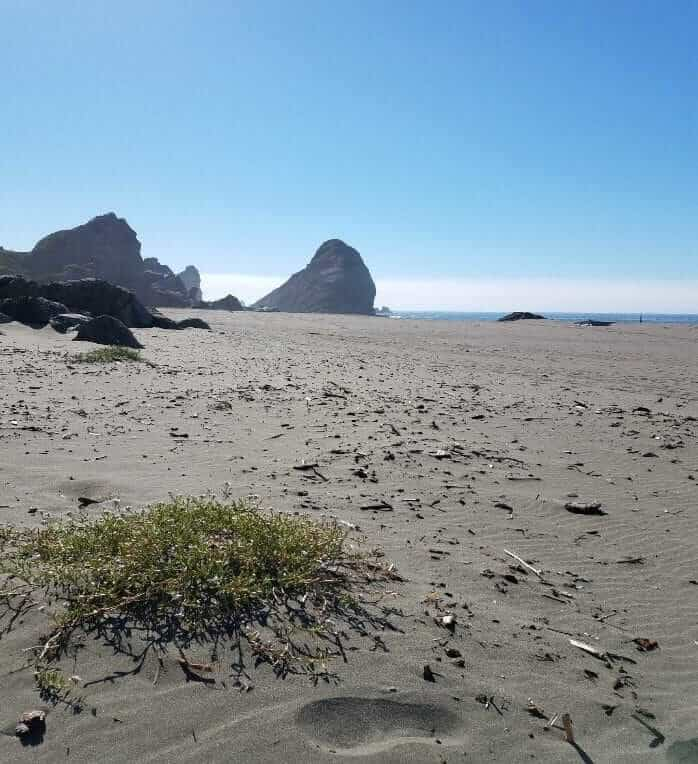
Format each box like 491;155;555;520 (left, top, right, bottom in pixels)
73;346;143;363
0;496;398;700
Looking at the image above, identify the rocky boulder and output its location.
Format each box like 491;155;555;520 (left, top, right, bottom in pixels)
73;315;143;349
253;239;376;315
0;296;68;326
0;276;184;329
176;317;211;330
31;213;145;292
1;214;200;308
196;294;244;311
498;311;546;322
41;279;157;327
49;313;92;334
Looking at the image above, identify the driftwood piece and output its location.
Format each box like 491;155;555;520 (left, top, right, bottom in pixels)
565;501;606;516
504;549;543;578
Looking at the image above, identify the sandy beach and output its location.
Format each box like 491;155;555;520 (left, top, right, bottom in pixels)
1;311;697;763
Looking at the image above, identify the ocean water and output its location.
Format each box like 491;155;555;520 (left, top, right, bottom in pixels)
385;311;698;325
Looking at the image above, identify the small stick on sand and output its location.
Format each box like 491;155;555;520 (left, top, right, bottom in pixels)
569;638;606;659
562;713;575;744
503;549;542;578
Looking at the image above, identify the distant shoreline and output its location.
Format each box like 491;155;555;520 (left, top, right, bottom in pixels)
382;310;698;324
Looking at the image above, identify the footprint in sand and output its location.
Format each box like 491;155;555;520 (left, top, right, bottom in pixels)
296;695;462;754
667;738;698;763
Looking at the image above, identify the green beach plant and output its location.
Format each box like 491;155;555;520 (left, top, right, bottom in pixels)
73;346;143;363
0;496;399;696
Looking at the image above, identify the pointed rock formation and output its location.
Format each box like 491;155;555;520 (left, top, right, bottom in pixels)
1;214;196;307
196;294;244;311
32;213;145;291
253;239;376;315
177;265;203;303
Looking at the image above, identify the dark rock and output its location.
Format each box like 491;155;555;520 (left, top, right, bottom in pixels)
498;311;546;322
50;313;92;334
142;258;190;307
73;315;143;349
253;239;376;315
2;214;197;307
0;296;68;326
149;309;179;330
41;279;157;327
196;294;244;311
575;319;614;327
15;709;46;741
0;275;203;332
32;213;145;292
176;317;211;330
0;275;40;298
0;248;30;277
1;276;155;328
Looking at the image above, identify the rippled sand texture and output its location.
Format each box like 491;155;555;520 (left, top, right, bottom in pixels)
1;312;696;762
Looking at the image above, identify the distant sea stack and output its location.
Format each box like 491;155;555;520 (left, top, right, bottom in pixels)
177;265;203;303
498;311;546;322
0;213;201;309
253;239;376;315
196;294;244;311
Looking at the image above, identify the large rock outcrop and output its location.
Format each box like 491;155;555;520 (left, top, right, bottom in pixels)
253;239;376;315
0;214;201;308
178;266;203;303
0;276;173;329
31;214;144;292
196;294;244;311
0;296;68;327
74;315;143;349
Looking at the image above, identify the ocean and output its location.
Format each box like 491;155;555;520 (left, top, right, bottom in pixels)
385;311;698;324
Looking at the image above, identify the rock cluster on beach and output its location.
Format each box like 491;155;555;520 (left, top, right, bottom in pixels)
0;275;208;345
498;311;546;321
253;239;376;314
0;213;202;308
2;219;383;317
195;294;244;311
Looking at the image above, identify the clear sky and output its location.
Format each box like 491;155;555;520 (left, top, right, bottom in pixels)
1;1;696;310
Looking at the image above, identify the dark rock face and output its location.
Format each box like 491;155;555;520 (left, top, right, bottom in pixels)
49;313;92;334
196;294;244;311
0;296;68;326
32;213;145;292
1;214;199;308
498;311;546;322
41;279;156;327
74;315;143;349
142;257;191;307
253;239;376;315
178;266;203;303
0;275;40;298
0;275;188;329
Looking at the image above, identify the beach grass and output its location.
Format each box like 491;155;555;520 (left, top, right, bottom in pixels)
0;496;397;696
73;346;143;363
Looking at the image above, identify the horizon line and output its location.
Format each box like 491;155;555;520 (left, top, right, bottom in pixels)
201;273;698;314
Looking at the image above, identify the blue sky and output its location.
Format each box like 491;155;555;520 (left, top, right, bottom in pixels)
1;1;696;310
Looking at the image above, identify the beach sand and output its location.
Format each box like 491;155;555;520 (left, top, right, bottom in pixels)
1;311;697;762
